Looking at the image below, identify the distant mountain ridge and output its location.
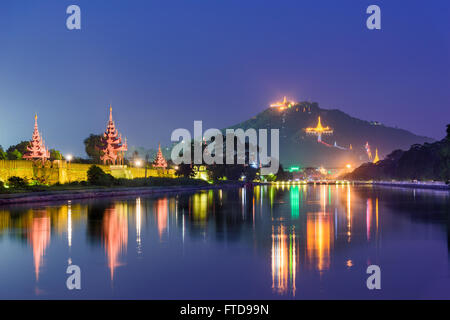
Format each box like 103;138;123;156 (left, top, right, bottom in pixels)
225;101;434;168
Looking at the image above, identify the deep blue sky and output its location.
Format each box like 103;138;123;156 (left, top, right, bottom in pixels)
0;0;449;156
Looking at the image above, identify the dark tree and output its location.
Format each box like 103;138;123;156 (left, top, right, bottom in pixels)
49;149;63;161
176;163;195;178
87;165;114;186
0;146;7;160
275;164;292;181
84;134;103;163
7;141;29;155
7;149;22;160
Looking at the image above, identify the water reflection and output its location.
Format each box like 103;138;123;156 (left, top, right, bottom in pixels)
29;211;51;281
271;225;297;295
102;203;128;281
155;198;168;240
307;213;333;272
0;184;449;298
136;198;142;255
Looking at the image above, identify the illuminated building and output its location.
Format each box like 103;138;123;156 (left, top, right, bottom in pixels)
153;143;168;168
100;106;128;165
193;165;208;181
270;96;297;110
373;148;380;163
304;116;333;142
23;115;50;163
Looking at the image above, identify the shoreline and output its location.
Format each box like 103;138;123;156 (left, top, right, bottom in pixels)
1;180;448;206
264;180;450;191
0;183;245;206
369;181;449;191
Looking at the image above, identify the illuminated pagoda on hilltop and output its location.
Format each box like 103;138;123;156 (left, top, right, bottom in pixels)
153;143;168;168
23;114;50;163
270;96;297;110
100;106;128;165
304;116;333;142
373;148;380;164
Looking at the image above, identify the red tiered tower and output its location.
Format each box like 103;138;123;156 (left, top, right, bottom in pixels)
153;143;168;168
23;114;50;163
100;106;128;165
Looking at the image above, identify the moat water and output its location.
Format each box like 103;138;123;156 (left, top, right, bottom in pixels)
0;185;449;299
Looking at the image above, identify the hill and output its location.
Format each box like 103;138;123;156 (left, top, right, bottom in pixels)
225;102;434;168
346;125;450;182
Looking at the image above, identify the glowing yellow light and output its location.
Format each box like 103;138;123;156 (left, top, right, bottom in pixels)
270;96;297;109
271;225;297;295
373;148;380;163
304;116;333;135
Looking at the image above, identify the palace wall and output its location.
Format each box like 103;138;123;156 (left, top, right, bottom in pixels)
0;160;35;182
0;160;175;185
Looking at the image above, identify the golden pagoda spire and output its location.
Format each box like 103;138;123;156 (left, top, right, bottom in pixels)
317;116;323;130
373;148;380;163
304;116;333;142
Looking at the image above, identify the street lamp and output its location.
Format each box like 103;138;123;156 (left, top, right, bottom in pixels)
135;159;142;167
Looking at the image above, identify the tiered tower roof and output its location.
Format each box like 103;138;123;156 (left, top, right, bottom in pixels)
23;115;50;163
100;106;128;165
153;143;168;168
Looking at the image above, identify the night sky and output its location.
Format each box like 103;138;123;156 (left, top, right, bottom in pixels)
0;0;449;156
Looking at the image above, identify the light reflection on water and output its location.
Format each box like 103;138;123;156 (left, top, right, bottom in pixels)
0;185;449;299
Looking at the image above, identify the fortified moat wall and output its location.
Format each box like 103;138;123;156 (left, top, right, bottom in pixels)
0;160;175;184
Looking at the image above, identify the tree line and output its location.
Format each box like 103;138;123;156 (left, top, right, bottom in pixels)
347;124;450;183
